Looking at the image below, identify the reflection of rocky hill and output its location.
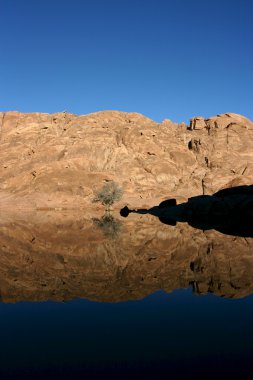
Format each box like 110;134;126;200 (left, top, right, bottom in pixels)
0;111;252;208
0;211;252;303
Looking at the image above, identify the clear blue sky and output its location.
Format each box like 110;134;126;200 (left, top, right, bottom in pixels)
1;0;253;123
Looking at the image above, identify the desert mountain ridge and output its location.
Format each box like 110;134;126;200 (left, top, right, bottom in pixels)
0;110;252;209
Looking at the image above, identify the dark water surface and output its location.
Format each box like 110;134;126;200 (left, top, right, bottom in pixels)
0;211;253;379
1;291;253;379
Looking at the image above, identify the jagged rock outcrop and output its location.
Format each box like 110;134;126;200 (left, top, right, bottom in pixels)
0;211;252;302
0;111;252;209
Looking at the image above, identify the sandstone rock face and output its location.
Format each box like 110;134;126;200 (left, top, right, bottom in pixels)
0;211;252;303
0;110;252;209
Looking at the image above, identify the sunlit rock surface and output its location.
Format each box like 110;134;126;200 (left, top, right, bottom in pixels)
0;211;252;303
0;110;252;302
0;111;252;209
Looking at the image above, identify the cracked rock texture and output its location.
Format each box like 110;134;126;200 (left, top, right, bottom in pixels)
0;110;252;209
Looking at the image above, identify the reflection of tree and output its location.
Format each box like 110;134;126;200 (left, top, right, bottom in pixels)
93;214;122;239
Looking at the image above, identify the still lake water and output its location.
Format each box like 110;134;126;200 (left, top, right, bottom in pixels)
0;210;253;379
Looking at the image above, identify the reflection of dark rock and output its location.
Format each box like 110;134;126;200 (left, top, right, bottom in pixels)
121;185;253;237
93;214;122;239
0;211;252;303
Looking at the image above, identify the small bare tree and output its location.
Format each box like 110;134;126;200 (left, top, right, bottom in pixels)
93;181;123;211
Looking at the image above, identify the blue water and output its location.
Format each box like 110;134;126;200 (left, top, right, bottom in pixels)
0;289;253;379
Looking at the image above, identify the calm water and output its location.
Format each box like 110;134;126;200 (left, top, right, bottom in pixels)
0;211;252;379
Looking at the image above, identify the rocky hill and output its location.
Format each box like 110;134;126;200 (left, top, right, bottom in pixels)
0;110;252;209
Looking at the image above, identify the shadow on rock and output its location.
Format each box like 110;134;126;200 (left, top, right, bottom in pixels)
93;213;123;239
120;185;253;238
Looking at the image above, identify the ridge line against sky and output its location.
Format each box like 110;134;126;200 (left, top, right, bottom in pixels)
1;0;253;123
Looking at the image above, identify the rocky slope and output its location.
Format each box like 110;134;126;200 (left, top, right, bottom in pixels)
0;111;252;209
0;210;252;302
